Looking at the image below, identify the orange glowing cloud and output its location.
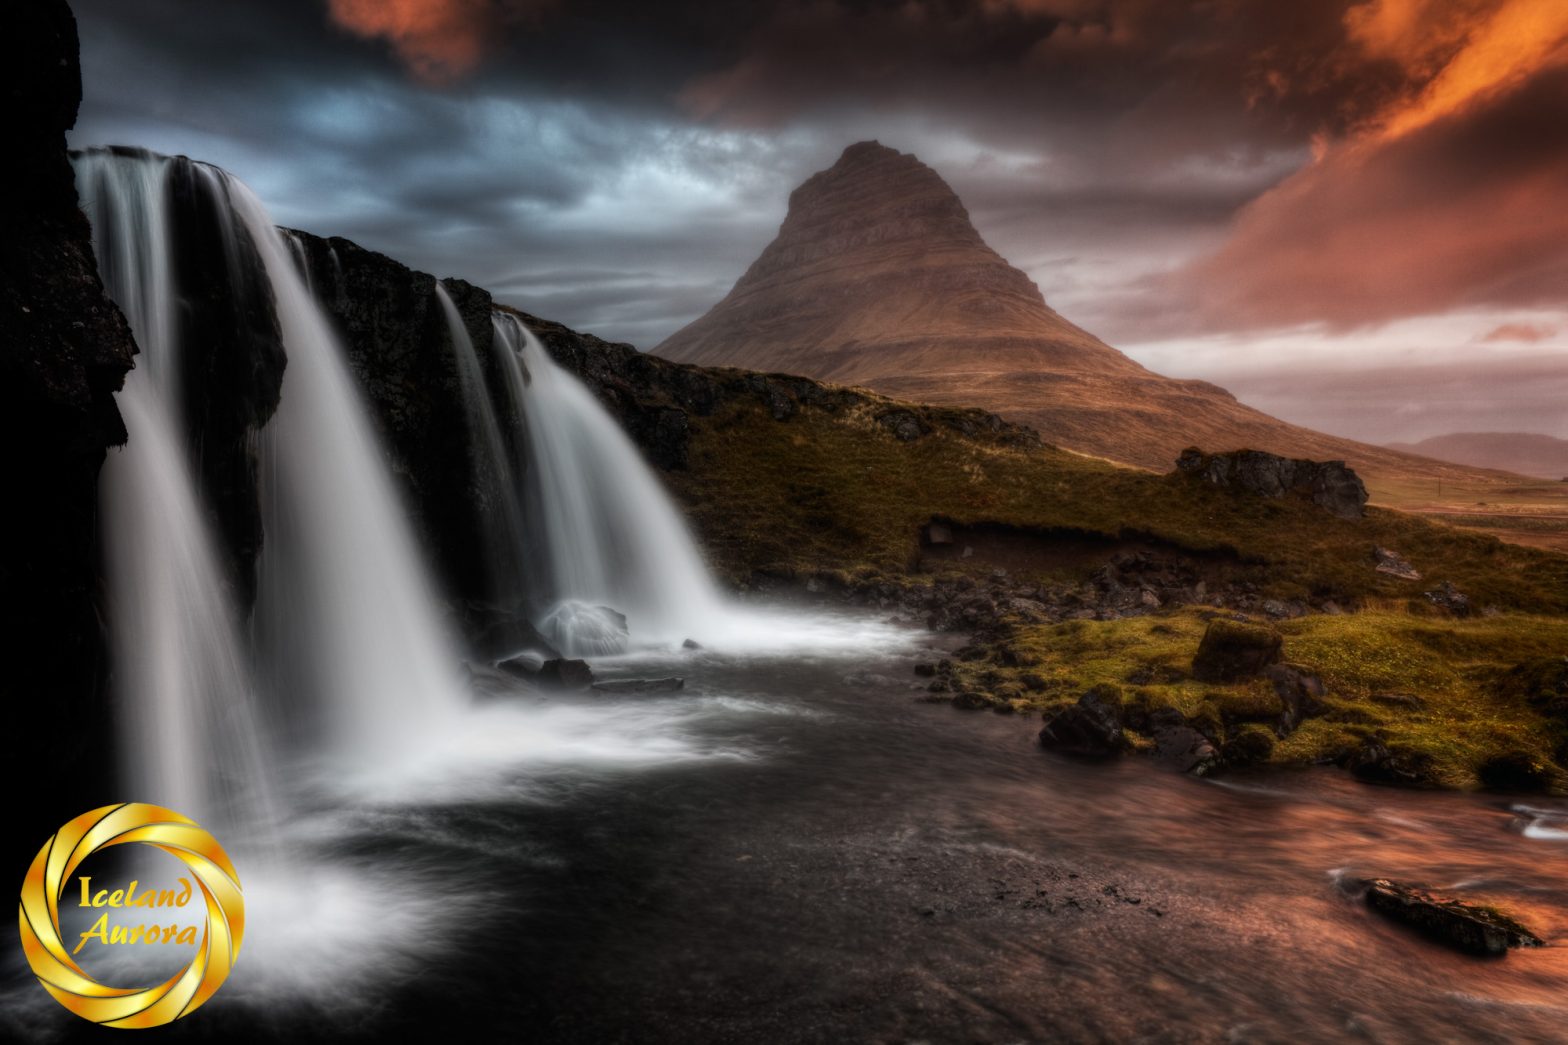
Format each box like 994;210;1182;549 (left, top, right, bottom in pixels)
326;0;555;82
1160;0;1568;333
1347;0;1568;140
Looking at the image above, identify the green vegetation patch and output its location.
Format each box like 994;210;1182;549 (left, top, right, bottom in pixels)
935;606;1568;792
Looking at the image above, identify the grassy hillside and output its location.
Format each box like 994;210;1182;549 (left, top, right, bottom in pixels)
665;385;1568;615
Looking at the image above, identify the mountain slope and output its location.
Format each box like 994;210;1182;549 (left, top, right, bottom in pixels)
1387;432;1568;480
654;141;1512;492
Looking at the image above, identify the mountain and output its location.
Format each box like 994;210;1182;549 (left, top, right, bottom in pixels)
1386;433;1568;481
654;141;1508;490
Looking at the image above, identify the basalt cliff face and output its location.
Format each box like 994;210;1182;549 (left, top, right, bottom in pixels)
1;1;137;863
654;142;1503;487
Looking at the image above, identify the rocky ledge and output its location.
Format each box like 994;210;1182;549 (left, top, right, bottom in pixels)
1176;447;1368;520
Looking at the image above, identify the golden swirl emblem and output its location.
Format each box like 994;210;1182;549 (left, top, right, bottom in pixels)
17;803;245;1029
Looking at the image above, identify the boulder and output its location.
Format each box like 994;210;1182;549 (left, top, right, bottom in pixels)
1151;721;1220;775
682;638;702;650
1424;580;1472;617
1175;447;1368;519
536;658;596;690
1362;879;1542;956
591;677;685;694
1373;546;1422;580
1264;663;1327;734
1038;685;1127;757
496;654;542;680
1191;620;1284;682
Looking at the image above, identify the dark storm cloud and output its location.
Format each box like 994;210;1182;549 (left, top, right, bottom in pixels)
66;0;1568;447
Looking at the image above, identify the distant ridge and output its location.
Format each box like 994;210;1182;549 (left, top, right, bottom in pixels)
655;141;1515;490
1387;432;1568;481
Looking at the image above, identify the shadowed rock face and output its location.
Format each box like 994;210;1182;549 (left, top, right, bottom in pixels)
1;0;137;868
1175;447;1369;519
654;142;1516;487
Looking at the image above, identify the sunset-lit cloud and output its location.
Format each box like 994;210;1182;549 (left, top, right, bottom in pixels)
1157;0;1568;334
325;0;556;83
69;0;1568;438
1348;0;1568;140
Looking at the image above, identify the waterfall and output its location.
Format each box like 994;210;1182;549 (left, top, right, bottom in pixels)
236;194;466;755
490;312;728;654
77;149;465;807
434;282;526;603
74;150;274;830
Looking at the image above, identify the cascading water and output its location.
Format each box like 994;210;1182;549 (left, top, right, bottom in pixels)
74;150;273;831
78;148;465;801
434;282;526;603
238;198;467;756
491;312;728;654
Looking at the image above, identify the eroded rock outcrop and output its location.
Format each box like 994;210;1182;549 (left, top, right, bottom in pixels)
1;0;137;864
1176;447;1368;519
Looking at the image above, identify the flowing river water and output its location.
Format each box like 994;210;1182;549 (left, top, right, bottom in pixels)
10;607;1566;1044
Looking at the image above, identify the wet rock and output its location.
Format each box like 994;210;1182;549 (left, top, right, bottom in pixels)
953;691;994;710
1346;741;1438;788
1373;546;1421;581
1477;750;1564;792
1424;580;1472;617
496;654;543;680
591;677;685;694
537;658;596;690
1151;720;1220;775
1264;663;1327;734
1175;447;1368;519
1362;879;1542;956
682;638;702;650
913;662;937;677
1038;685;1127;757
1191;620;1284;683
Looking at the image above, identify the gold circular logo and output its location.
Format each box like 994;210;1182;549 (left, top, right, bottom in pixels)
17;803;245;1029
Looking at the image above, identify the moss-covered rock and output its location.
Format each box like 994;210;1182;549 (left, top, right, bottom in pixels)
1221;724;1276;768
1192;620;1284;682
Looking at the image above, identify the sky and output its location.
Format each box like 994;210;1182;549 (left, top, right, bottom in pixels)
68;0;1568;444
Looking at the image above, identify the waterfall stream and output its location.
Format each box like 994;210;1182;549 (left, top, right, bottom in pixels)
490;311;728;655
75;150;274;832
76;149;465;824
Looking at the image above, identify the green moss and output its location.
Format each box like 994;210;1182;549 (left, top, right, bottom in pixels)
669;396;1568;613
940;605;1568;791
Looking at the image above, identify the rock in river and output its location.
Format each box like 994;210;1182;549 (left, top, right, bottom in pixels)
1039;685;1127;757
537;658;596;690
1363;878;1542;956
591;677;686;694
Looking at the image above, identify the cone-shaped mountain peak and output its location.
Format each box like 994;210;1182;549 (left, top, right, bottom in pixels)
660;140;1128;385
655;142;1467;480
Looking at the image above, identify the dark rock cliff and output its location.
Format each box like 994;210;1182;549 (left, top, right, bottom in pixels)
0;1;137;862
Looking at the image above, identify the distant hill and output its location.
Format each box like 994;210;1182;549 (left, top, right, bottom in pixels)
654;141;1515;493
1386;433;1568;480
